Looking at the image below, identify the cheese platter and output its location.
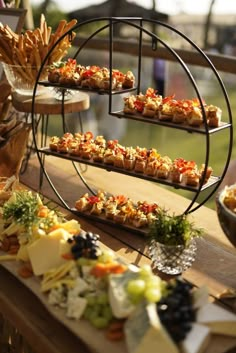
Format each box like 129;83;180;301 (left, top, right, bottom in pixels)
0;186;236;353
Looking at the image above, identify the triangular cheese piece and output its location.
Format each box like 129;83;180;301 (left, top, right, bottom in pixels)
180;323;211;353
27;236;67;276
197;302;236;336
124;302;178;353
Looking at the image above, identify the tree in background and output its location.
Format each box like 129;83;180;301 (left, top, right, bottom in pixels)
203;0;216;49
32;0;68;30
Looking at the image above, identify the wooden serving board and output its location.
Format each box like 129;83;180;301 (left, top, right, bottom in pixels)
0;253;126;353
1;249;236;353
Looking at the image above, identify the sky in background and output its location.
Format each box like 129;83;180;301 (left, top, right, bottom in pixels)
30;0;236;15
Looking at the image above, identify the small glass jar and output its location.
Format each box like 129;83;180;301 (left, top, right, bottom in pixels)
148;238;197;275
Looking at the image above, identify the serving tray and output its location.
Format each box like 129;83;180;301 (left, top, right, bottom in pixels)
0;251;127;353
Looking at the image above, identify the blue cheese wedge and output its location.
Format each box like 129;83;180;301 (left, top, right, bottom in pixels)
108;268;138;319
124;302;178;353
66;296;87;320
197;302;236;336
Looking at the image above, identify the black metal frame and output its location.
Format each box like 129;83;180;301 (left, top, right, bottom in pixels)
31;17;233;215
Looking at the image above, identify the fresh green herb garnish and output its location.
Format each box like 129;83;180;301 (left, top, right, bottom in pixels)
148;209;203;246
3;191;42;230
2;191;64;232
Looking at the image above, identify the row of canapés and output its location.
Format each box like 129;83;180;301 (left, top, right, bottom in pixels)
75;190;160;229
47;60;222;128
123;88;222;128
49;131;213;187
47;58;135;90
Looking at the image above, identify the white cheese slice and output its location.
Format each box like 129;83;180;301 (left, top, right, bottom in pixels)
124;302;178;353
180;323;211;353
197;302;236;336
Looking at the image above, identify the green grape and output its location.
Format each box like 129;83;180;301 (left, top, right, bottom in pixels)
77;257;98;267
139;264;153;278
97;292;109;305
77;257;91;266
127;279;146;296
144;287;162;303
83;306;94;320
145;275;162;289
98;249;116;263
103;305;113;321
87;259;98;266
90;316;110;329
85;294;97;306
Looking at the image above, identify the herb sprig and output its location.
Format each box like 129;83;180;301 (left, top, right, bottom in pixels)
148;209;204;246
2;191;64;232
3;191;42;229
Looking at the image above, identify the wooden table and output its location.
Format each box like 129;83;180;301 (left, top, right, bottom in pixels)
0;157;236;353
11;90;90;115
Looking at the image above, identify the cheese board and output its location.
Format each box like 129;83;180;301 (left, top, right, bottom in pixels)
0;187;236;353
1;244;236;353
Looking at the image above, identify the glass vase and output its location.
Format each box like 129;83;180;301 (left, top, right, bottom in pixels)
148;238;197;275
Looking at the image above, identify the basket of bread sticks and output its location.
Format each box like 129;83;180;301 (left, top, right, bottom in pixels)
0;14;77;95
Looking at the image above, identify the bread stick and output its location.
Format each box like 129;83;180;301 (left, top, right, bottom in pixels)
18;34;24;53
43;21;48;45
14;47;27;66
0;53;11;64
4;24;19;41
24;31;34;47
47;26;52;43
12;59;31;82
63;19;77;33
0;38;12;62
0;50;12;64
34;48;41;68
40;13;46;33
54;19;67;40
35;27;44;45
0;15;77;83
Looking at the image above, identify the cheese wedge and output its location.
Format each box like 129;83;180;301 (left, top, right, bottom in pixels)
197;302;236;336
124;302;178;353
27;228;72;276
58;219;81;233
66;296;87;320
16;244;30;262
108;270;137;319
180;323;211;353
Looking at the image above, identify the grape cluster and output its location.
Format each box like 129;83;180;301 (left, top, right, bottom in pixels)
68;231;101;260
83;291;113;329
157;279;196;343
